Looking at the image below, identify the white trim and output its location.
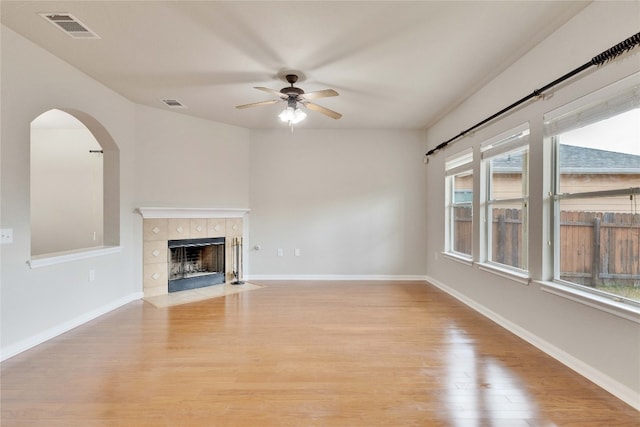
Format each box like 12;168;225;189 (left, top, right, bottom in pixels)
29;246;122;268
444;147;473;171
137;207;250;219
537;280;640;324
480;123;530;157
442;252;473;266
245;274;428;281
476;262;530;285
543;71;640;124
425;275;640;411
555;187;639;200
445;147;473;173
446;163;473;178
0;292;143;361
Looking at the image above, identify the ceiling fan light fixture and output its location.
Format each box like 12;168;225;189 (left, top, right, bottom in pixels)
236;73;341;126
278;105;306;125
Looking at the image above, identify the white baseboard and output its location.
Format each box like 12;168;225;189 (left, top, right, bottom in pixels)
246;274;428;281
1;292;143;362
425;275;640;411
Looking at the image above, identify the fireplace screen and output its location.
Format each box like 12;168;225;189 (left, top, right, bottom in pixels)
168;237;225;292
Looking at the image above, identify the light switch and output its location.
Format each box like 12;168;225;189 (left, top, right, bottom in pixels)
294;248;301;257
277;248;284;257
1;228;13;244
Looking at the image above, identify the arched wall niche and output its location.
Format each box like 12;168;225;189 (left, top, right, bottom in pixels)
30;108;120;257
62;108;120;248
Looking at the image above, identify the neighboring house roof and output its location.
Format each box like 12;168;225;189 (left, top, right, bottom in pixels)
493;144;640;174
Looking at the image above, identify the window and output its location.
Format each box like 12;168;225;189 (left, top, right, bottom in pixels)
545;73;640;305
481;125;529;272
445;149;473;258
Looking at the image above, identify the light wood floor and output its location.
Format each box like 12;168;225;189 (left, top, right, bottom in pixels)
2;281;638;426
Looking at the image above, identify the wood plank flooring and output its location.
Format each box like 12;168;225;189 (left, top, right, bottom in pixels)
1;280;638;426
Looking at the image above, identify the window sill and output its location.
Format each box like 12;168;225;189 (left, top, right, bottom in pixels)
442;252;473;266
29;246;122;268
476;262;530;285
536;280;640;324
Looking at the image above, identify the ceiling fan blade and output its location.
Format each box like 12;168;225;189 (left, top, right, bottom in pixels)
236;99;281;109
299;89;339;100
304;102;342;120
254;86;288;99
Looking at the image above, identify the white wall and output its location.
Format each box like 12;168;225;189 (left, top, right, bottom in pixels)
249;129;427;279
133;105;250;209
423;2;640;407
30;127;103;255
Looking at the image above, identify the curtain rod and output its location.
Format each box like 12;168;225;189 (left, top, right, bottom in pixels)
425;32;640;161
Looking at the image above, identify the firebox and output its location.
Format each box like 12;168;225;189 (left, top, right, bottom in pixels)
168;237;225;293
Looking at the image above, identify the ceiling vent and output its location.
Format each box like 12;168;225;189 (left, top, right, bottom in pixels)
162;99;187;109
39;13;100;39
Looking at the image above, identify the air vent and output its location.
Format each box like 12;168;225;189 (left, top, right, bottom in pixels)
162;99;187;109
39;13;100;39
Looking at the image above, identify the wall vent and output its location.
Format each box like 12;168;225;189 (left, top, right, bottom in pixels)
39;13;100;39
162;99;187;109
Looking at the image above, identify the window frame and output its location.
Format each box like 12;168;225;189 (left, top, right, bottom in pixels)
480;125;531;275
546;73;640;308
445;149;474;261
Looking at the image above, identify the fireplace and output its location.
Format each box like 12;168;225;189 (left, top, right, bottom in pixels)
138;208;248;298
168;237;225;293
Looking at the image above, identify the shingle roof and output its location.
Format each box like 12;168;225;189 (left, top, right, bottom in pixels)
493;145;640;174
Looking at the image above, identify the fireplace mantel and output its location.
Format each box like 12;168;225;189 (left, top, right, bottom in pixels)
137;207;250;219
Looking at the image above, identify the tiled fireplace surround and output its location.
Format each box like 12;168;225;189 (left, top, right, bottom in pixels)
138;208;249;298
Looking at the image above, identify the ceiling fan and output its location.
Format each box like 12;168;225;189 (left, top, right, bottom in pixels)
236;74;342;124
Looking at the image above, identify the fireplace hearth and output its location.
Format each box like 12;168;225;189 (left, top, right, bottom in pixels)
168;237;225;293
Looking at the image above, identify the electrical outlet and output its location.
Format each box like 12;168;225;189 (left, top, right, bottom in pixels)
294;248;301;257
1;228;13;244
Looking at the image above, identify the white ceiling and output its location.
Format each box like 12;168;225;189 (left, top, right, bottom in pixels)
1;1;589;130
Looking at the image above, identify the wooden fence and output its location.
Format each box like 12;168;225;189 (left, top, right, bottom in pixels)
453;207;640;286
491;208;523;269
453;207;472;255
559;211;640;286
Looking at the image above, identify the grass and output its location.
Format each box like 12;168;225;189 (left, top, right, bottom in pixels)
595;283;640;302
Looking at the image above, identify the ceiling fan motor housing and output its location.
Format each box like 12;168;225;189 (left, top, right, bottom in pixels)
281;74;304;97
281;87;304;96
285;74;298;84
